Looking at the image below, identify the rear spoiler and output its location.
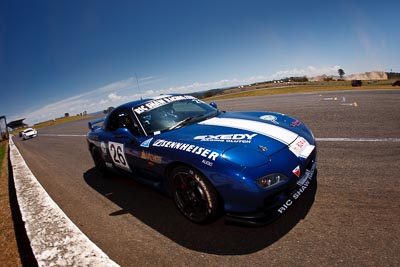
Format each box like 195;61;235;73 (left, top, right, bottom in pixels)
88;118;105;131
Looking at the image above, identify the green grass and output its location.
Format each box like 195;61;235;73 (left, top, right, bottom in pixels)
0;142;6;175
205;80;400;101
33;115;91;129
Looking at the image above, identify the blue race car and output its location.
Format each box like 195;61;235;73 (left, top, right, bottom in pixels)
87;94;317;225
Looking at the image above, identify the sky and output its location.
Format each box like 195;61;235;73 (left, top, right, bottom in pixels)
1;0;399;125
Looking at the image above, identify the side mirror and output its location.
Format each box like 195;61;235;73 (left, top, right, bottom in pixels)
114;128;137;143
209;102;218;109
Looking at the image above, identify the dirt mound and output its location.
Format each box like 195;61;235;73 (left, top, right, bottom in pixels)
310;71;388;82
346;71;388;80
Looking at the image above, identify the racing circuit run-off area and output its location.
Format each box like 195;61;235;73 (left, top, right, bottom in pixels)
7;90;400;266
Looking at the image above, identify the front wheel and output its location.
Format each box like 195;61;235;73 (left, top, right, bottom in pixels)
169;166;220;224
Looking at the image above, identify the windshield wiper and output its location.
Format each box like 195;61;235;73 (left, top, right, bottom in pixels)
168;115;203;131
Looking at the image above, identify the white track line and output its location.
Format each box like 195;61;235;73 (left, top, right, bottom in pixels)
39;134;86;137
9;137;119;267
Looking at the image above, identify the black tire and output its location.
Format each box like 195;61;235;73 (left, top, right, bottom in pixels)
169;166;220;224
91;146;109;176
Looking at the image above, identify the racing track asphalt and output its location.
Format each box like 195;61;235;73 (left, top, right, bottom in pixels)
12;90;400;266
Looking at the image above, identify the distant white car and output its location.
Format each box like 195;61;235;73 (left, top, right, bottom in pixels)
21;128;38;140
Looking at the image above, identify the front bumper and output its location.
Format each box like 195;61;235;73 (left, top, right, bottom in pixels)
23;134;37;139
225;160;317;226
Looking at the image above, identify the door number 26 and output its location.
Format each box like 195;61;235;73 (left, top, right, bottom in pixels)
108;142;130;171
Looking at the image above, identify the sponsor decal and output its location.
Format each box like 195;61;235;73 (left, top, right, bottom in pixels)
199;117;314;159
140;151;162;164
292;165;301;178
194;133;257;143
199;117;298;146
140;138;153;148
277;162;316;214
289;136;315;158
152;139;220;161
202;160;213;167
260;115;279;124
290;119;302;127
134;95;197;114
278;199;293;214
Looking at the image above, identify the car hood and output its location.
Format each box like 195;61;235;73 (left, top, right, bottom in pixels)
160;111;314;167
24;130;36;136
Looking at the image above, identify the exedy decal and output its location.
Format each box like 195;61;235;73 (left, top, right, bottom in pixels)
199;117;298;145
194;133;257;143
152;139;219;161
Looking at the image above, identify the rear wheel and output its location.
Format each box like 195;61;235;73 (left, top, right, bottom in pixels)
169;166;220;224
91;146;109;176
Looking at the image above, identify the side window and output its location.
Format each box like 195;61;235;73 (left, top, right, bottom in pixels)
117;112;131;128
105;112;120;131
129;121;141;136
105;109;141;136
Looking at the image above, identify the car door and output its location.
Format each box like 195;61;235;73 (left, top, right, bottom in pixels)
106;108;164;184
104;108;141;173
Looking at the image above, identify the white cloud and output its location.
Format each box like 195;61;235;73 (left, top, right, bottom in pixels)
14;66;341;125
269;65;341;79
108;92;127;101
12;76;162;125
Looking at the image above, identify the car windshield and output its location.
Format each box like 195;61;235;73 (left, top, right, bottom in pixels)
133;96;218;135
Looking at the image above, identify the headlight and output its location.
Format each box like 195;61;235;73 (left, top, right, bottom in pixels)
255;173;288;189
